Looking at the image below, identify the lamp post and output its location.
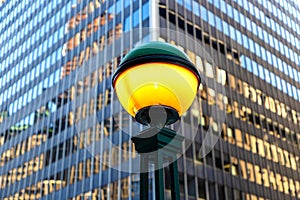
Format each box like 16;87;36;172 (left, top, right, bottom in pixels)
112;42;201;200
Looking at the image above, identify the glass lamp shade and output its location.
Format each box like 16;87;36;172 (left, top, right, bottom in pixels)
112;42;201;125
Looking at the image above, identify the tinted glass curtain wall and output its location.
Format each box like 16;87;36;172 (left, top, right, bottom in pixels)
0;0;299;199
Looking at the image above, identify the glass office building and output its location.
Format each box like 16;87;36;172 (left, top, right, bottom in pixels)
0;0;299;199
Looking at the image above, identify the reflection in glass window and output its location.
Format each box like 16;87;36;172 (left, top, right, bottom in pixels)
205;62;214;78
216;67;226;85
196;56;203;72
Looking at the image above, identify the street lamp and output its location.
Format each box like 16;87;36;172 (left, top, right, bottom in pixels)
112;41;201;200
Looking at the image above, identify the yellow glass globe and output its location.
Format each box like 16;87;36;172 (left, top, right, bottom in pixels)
113;62;199;117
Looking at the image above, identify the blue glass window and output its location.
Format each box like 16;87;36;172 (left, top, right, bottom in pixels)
274;38;279;51
233;8;239;23
292;86;298;100
270;19;275;31
288;65;294;79
293;68;299;82
226;4;233;18
229;25;235;40
201;6;208;21
245;57;252;72
248;39;255;53
142;2;149;20
258;64;264;80
108;4;115;14
287;82;292;97
277;58;283;72
263;30;269;43
245;17;251;31
236;30;242;44
243;0;249;10
272;55;277;69
125;0;131;7
116;0;122;13
193;1;200;16
208;11;215;26
124;16;131;32
132;9;139;27
214;0;220;9
222;21;229;36
242;35;249;49
276;76;282;90
240;55;246;69
251;22;257;35
239;13;245;27
220;0;226;13
215;16;222;31
177;0;183;5
257;26;263;40
270;72;276;87
254;43;261;57
185;0;192;10
252;62;258;76
265;68;270;83
265;16;270;28
282;62;288;76
266;50;272;65
281;79;287;93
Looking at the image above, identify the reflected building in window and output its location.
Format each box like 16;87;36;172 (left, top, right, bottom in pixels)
0;0;299;199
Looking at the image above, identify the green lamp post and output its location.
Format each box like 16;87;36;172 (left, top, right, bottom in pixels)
112;41;201;200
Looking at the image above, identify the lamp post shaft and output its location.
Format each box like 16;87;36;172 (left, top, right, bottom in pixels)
170;160;180;200
140;155;149;200
155;151;165;200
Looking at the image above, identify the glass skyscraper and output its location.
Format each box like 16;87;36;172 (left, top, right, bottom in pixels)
0;0;299;199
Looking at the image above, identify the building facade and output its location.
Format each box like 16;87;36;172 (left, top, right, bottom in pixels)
0;0;299;199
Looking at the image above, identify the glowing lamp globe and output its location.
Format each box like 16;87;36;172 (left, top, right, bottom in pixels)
112;42;201;126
